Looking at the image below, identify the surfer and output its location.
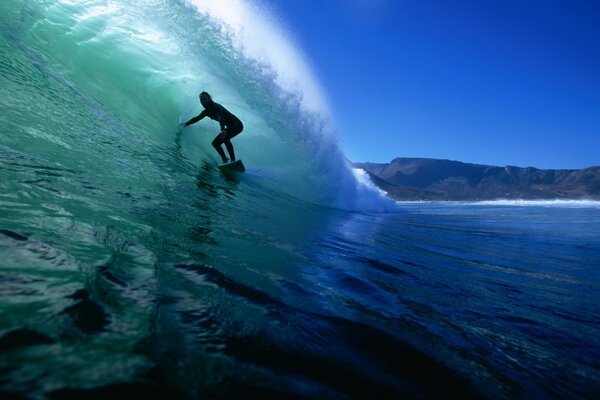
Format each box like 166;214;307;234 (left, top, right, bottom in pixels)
182;91;244;163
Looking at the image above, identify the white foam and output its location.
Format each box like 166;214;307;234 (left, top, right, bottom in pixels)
395;199;600;209
345;168;395;211
473;199;600;208
187;0;328;115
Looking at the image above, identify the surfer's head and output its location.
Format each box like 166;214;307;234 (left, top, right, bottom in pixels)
199;91;213;108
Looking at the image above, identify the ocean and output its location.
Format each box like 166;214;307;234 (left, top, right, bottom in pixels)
1;1;599;399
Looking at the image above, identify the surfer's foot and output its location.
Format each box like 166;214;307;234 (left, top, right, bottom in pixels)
221;158;229;163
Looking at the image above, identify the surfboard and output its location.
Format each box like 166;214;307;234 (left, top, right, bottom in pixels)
218;159;245;172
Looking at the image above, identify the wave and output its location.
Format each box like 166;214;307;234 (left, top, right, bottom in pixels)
465;199;600;208
1;0;391;211
396;199;600;208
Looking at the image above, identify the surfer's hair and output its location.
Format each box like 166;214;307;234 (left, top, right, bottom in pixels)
200;91;212;101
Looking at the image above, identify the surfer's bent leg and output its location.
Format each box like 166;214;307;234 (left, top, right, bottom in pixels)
223;122;243;162
212;135;228;162
224;141;235;162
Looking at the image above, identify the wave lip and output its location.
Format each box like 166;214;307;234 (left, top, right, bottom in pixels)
187;0;328;115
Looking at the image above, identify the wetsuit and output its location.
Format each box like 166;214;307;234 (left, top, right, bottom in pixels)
185;102;244;162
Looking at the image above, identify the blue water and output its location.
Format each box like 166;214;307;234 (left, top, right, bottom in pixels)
2;1;600;399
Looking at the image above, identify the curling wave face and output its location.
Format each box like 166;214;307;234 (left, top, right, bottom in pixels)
1;0;391;211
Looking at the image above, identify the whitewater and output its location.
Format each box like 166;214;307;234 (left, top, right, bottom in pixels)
1;1;599;399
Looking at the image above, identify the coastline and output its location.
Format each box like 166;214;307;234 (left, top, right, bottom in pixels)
354;158;600;202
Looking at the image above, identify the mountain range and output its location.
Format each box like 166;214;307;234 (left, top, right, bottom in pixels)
354;158;600;201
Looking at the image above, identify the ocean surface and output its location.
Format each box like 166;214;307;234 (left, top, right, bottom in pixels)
1;1;599;399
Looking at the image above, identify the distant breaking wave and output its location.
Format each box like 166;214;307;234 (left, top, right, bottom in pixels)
396;199;600;208
467;199;600;208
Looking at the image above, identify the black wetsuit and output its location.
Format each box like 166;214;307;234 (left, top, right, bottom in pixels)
185;102;244;162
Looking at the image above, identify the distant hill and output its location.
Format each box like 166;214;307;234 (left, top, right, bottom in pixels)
354;158;600;201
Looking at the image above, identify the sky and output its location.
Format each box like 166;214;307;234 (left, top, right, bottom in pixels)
268;0;600;169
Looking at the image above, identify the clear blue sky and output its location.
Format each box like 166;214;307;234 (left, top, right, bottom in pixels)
269;0;600;169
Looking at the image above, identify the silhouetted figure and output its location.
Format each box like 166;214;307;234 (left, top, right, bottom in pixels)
182;91;243;163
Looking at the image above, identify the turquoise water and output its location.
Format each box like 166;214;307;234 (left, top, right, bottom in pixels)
2;1;600;399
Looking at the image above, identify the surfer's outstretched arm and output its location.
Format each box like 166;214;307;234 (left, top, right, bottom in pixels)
183;110;207;127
